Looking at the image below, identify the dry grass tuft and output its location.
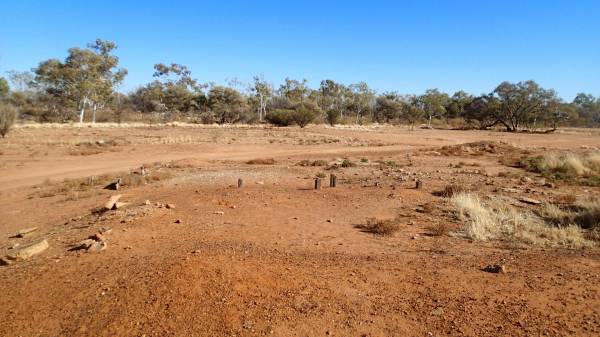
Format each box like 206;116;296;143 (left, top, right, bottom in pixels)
297;159;328;167
246;158;276;165
358;217;401;236
450;193;594;248
427;222;450;236
434;184;468;198
517;152;600;186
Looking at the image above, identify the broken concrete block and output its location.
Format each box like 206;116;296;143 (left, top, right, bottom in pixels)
1;239;49;265
104;194;122;210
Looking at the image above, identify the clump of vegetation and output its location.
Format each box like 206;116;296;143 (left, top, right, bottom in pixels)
292;106;316;128
450;193;595;248
315;172;326;179
427;222;450;237
358;217;401;236
0;102;18;138
325;109;340;126
434;184;468;198
246;158;276;165
297;159;328;167
266;109;295;127
340;159;355;168
517;152;600;186
360;158;369;163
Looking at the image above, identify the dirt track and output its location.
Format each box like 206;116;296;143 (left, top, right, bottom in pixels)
0;125;599;337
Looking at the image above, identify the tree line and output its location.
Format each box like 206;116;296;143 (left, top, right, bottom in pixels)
1;39;599;132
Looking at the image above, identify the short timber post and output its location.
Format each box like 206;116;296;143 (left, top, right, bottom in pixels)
329;174;337;188
314;178;322;190
415;179;423;189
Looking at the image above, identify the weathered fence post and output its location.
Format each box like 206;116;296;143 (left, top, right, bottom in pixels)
415;179;423;189
329;174;337;188
238;178;243;188
314;178;322;190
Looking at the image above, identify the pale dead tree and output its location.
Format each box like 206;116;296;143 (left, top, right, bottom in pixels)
252;74;273;122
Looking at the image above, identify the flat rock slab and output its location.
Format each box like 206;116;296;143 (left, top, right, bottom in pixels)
104;194;122;210
519;197;542;205
1;239;49;265
13;227;38;238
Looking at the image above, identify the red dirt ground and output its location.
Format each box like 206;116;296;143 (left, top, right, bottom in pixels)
0;125;599;337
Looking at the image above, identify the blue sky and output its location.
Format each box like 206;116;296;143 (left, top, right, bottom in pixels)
0;0;598;100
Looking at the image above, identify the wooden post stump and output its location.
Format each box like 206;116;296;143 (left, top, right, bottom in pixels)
314;178;322;190
329;174;337;188
415;179;423;189
237;178;243;188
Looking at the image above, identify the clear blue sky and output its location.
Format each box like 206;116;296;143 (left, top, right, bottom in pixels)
1;0;598;100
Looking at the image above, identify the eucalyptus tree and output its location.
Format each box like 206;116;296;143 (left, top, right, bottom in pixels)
418;89;449;128
493;80;560;131
347;82;375;123
318;79;348;119
33;39;127;123
252;75;273;122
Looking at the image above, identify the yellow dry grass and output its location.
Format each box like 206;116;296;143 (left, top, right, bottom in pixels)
450;193;594;248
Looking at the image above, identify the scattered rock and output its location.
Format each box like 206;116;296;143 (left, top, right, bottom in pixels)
144;200;151;205
214;211;225;215
501;188;520;193
12;227;38;238
431;307;444;316
1;239;49;265
519;197;542;205
520;176;533;183
174;219;182;223
482;264;507;273
166;203;176;209
87;241;107;253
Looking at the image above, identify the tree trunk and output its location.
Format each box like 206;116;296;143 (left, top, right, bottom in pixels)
92;103;97;124
79;106;85;123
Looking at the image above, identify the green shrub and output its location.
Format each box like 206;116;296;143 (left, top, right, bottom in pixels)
266;109;295;127
326;109;339;126
292;106;316;128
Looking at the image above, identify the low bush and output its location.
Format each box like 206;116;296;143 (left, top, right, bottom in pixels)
246;158;276;165
358;217;401;236
266;109;295;127
292;106;316;128
0;102;18;138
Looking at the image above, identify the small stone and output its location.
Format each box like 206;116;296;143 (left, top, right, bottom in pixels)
166;203;176;209
520;176;533;183
174;219;182;223
214;211;225;215
87;241;107;253
144;200;151;205
431;307;444;316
